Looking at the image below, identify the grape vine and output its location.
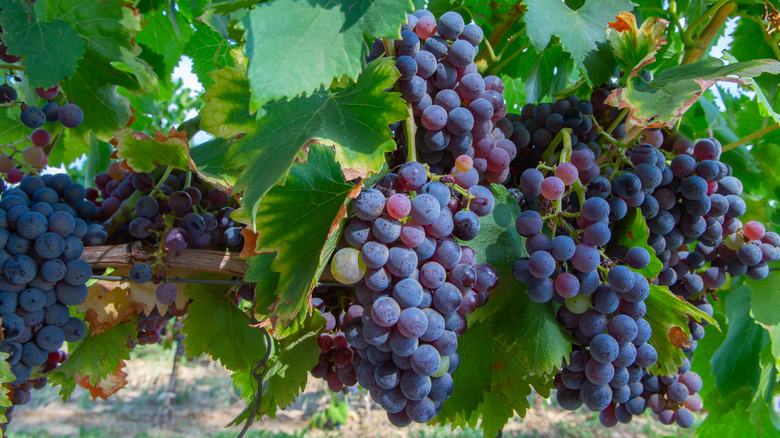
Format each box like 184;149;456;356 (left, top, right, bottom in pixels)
0;2;775;438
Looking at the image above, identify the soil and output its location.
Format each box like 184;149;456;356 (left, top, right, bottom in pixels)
6;347;694;438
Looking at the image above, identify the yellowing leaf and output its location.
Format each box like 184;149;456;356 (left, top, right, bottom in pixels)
79;281;141;335
112;127;195;173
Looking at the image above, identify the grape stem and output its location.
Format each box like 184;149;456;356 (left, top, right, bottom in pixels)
404;103;417;164
540;128;572;166
606;108;629;137
0;65;23;72
102;190;146;235
150;166;174;198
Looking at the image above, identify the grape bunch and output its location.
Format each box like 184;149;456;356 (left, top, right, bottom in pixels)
629;361;704;428
0;79;84;183
508;87;780;429
387;10;513;185
130;308;176;347
329;162;498;426
91;163;243;253
309;289;362;392
0;173;101;427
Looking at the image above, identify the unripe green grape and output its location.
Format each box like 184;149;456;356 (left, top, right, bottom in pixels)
565;294;590;314
331;248;367;285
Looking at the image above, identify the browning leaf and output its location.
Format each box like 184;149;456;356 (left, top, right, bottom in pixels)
78;362;128;400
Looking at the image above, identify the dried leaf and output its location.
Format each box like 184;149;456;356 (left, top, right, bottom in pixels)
79;282;141;334
78;362;128;400
669;326;692;348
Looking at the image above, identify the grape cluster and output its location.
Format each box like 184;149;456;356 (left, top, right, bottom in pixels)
0;77;84;182
388;10;513;185
3;349;66;432
0;174;95;382
0;174;99;428
506;96;599;183
509;87;780;429
629;361;704;428
329;162;498;426
309;289;362;392
130;308;175;347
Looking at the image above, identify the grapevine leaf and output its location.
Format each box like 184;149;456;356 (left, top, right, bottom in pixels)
242;145;354;325
696;387;777;438
198;67;254;139
188;137;237;192
83;136;114;188
48;321;137;401
112;128;194;173
61;61;133;141
203;59;406;227
610;207;663;279
435;185;569;436
0;351;12;422
645;284;718;376
582;41;618;87
231;313;324;418
136;9;193;77
722;52;780;125
606;58;780;129
508;43;573;105
748;347;780;430
44;0;157;92
77;362;128;400
244;253;281;316
523;0;636;68
208;0;267;15
711;286;769;394
181;280;270;372
606;12;668;78
183;21;235;88
748;270;780;326
0;0;84;89
243;0;411;110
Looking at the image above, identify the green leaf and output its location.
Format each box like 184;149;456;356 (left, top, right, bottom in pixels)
198;67;254;139
434;185;569;436
45;0;156;91
48;322;137;401
189;137;238;191
523;0;636;68
231;313;324;417
696;387;778;438
60;58;133;141
113;128;193;172
645;284;718;376
83;135;113;188
0;351;13;422
748;270;780;326
244;253;281;316
512;44;573;104
181;279;270;372
607;58;780;128
0;0;84;89
48;130;88;169
183;21;235;88
241;145;353;324
610;207;663;279
243;0;411;110
606;12;668;77
136;9;193;76
711;286;769;394
200;59;407;227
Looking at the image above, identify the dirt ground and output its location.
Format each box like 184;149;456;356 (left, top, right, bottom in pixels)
5;344;695;438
